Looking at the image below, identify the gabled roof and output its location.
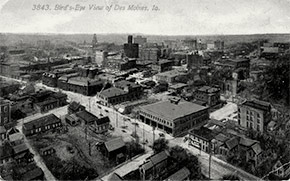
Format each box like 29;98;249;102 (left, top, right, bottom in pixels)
22;167;43;181
69;101;85;111
251;143;263;155
166;167;190;181
99;87;127;98
149;151;168;165
225;137;240;150
13;143;29;154
214;133;230;143
23;114;61;130
76;110;98;124
239;137;258;147
108;173;123;181
104;137;125;152
242;99;271;112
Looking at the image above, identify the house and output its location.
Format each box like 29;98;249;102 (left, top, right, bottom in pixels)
188;127;216;153
238;99;272;133
212;133;230;155
68;101;85;114
0;144;13;165
153;70;188;84
39;146;55;156
164;167;190;181
21;167;44;181
13;143;34;164
238;137;264;166
272;156;290;179
93;116;110;134
139;151;169;180
22;114;62;136
98;137;126;160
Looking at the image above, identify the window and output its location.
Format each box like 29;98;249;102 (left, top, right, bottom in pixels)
4;117;8;123
4;106;8;112
247;122;249;128
247;110;249;114
257;119;260;124
238;108;241;112
257;113;260;118
257;124;260;131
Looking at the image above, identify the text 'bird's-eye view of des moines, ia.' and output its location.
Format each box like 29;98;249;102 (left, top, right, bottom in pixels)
0;0;290;181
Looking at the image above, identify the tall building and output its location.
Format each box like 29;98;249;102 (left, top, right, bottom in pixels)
92;34;98;48
237;99;272;133
124;35;139;58
0;98;11;127
134;35;147;45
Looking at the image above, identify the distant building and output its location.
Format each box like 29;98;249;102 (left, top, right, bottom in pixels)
92;34;98;48
151;59;173;73
214;40;224;51
182;39;197;50
134;35;147;45
97;80;143;106
30;91;67;113
23;114;62;136
42;68;77;87
59;76;103;96
102;52;137;71
153;70;188;84
139;98;209;136
194;86;221;107
139;47;160;62
0;98;11;127
124;35;139;58
238;99;272;133
187;52;203;70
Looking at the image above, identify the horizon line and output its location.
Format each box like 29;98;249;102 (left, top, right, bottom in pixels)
1;32;290;37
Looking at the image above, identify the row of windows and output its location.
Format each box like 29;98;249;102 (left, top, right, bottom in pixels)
140;111;173;127
30;122;61;134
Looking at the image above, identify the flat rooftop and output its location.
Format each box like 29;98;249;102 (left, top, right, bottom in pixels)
140;100;207;121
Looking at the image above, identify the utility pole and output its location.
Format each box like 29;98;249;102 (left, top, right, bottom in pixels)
89;141;91;156
208;143;212;179
153;126;155;144
143;125;145;149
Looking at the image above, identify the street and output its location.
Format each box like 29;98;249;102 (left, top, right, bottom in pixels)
3;75;260;180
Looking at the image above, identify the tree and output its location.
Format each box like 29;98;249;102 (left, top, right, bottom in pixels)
169;146;202;179
152;138;168;153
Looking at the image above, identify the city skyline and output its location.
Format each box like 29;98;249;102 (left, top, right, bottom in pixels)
0;0;290;35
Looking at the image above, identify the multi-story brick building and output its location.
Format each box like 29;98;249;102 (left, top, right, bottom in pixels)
194;86;221;107
153;69;188;84
151;59;173;73
124;35;139;58
139;98;209;136
238;99;272;133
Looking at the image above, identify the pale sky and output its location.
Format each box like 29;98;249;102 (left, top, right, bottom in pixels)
0;0;290;35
